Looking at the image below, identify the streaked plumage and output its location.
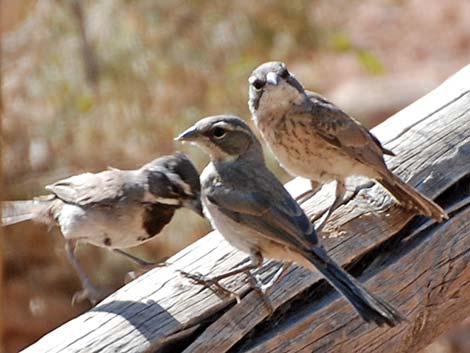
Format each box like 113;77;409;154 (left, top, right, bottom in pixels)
249;61;447;227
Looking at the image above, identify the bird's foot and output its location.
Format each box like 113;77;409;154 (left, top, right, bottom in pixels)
71;283;105;306
247;273;275;315
136;258;160;268
342;181;375;206
295;189;316;205
125;259;170;283
135;257;171;269
313;180;376;233
179;270;241;302
113;249;170;268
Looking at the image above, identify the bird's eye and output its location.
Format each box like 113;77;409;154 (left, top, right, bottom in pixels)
212;127;226;139
280;69;289;79
252;79;266;90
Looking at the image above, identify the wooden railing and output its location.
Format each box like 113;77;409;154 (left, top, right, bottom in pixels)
21;65;470;353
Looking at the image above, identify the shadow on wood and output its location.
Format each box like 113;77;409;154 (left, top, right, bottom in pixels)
21;66;470;353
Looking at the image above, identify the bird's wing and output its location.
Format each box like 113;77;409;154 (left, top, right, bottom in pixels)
46;170;128;206
301;92;394;165
206;183;319;251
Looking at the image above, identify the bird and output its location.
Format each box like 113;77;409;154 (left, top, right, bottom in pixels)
176;115;405;327
248;61;447;230
2;152;203;304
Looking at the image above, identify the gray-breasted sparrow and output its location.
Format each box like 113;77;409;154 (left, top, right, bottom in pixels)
176;115;405;327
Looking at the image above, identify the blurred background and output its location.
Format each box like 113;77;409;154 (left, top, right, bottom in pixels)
1;0;469;352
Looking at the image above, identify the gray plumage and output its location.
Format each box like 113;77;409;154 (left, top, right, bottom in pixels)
2;152;203;304
248;61;447;226
176;115;405;327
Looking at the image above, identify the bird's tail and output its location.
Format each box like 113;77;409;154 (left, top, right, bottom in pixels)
378;172;447;222
1;200;51;226
305;248;406;327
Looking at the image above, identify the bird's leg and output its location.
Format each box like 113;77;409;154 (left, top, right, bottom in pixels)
113;249;169;283
65;239;103;305
180;252;264;302
112;249;170;283
341;180;376;206
246;261;292;315
295;189;316;205
314;180;347;233
113;249;161;268
295;180;322;205
297;181;333;223
315;180;376;232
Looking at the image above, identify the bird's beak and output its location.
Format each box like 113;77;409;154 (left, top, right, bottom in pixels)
183;197;204;217
266;72;279;86
175;126;200;142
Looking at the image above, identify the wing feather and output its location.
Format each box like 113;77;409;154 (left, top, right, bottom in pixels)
46;171;129;206
206;184;318;251
302;91;394;165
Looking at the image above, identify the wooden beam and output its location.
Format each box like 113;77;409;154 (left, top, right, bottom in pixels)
21;65;470;353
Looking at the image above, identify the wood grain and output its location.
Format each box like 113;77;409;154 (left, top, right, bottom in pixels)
21;65;470;353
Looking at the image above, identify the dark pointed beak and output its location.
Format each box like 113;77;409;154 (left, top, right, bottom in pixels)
175;126;200;142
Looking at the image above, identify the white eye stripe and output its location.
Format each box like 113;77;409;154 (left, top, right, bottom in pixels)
213;123;251;135
213;122;233;130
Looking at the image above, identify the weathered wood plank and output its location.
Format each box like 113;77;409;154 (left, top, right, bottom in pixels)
181;65;470;353
21;232;251;353
21;65;470;353
241;204;470;353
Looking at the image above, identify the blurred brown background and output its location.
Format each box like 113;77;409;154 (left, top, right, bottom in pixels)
1;0;469;352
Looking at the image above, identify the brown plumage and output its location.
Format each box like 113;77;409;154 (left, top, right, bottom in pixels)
248;61;447;227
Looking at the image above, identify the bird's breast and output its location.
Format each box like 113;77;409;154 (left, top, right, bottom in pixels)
256;114;371;182
57;202;171;249
202;196;261;255
202;194;316;267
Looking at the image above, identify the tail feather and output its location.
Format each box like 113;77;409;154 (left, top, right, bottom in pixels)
2;200;51;226
379;172;447;222
306;248;406;327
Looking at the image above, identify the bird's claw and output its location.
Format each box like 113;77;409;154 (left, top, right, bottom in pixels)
179;270;241;302
136;259;159;268
139;258;170;269
71;284;104;306
247;273;275;315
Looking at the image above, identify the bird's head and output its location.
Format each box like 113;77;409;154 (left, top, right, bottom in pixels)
248;61;306;119
175;115;264;163
144;153;203;216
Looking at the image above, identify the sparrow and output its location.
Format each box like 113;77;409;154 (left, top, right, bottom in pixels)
176;115;405;327
248;61;447;230
2;152;203;304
